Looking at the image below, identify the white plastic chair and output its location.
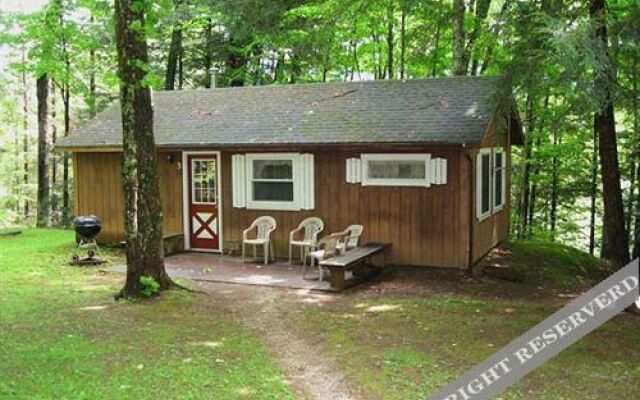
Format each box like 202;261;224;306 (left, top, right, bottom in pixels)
242;216;277;265
289;217;324;266
335;224;363;252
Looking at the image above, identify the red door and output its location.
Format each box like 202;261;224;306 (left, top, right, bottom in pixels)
187;154;220;251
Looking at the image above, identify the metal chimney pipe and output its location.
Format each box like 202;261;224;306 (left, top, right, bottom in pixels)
210;67;219;89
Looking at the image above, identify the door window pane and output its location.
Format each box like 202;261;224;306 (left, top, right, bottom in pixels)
192;159;217;204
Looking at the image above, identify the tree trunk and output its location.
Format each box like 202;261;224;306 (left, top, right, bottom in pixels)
465;0;491;74
528;95;549;236
62;83;70;224
61;7;71;224
51;83;57;214
21;46;29;219
114;0;173;298
633;160;640;260
36;74;50;227
400;7;406;79
226;38;248;87
89;14;97;118
165;0;184;91
386;0;394;79
452;0;466;76
430;0;444;77
517;93;534;238
203;18;213;89
165;28;182;90
590;0;630;268
626;53;638;240
589;127;598;255
632;54;640;260
479;0;512;75
550;127;560;240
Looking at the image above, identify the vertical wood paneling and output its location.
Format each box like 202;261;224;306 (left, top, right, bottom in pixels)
221;149;466;268
73;151;183;243
74;145;490;269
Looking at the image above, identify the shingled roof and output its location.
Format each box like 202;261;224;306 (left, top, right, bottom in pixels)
56;76;521;149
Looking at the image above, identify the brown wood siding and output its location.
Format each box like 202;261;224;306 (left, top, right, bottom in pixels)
470;118;512;264
71;143;508;269
73;151;183;242
221;148;468;268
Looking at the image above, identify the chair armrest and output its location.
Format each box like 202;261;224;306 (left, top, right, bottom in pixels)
243;224;256;241
330;228;350;237
289;226;303;241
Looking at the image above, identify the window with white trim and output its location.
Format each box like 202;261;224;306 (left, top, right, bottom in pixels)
493;148;506;211
476;149;492;220
476;147;506;221
361;154;431;187
234;153;314;211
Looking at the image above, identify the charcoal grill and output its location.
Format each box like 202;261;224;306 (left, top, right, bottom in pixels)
71;215;105;266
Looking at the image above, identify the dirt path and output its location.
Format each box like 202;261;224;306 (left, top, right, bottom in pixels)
197;281;361;400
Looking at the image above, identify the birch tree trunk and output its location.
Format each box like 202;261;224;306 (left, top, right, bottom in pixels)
590;0;630;268
114;0;173;298
36;74;50;227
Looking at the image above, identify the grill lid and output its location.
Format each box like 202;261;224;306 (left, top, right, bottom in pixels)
74;215;102;227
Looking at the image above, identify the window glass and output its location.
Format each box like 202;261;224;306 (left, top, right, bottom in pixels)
481;153;491;214
192;159;216;203
367;160;426;180
251;159;295;202
253;182;294;201
494;152;504;208
253;160;293;180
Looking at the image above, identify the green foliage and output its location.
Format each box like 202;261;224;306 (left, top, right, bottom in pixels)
139;275;161;297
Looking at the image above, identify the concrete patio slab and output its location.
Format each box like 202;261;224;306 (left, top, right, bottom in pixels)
104;252;335;291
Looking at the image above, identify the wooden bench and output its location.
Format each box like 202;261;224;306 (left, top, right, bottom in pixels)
320;242;391;290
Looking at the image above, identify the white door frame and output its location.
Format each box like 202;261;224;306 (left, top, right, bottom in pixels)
182;150;223;253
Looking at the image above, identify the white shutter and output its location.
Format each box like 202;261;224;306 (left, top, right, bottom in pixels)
345;158;362;183
231;154;246;208
430;157;447;185
299;153;315;210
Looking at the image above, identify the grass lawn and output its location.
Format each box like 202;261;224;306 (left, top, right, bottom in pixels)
293;242;640;400
0;229;294;400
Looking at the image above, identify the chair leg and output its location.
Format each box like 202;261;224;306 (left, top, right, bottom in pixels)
318;265;323;282
264;242;268;265
303;247;307;267
242;242;245;264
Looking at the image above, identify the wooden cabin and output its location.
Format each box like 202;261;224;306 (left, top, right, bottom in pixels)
56;77;523;269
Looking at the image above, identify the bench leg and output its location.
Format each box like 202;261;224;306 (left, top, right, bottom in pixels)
328;266;345;289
